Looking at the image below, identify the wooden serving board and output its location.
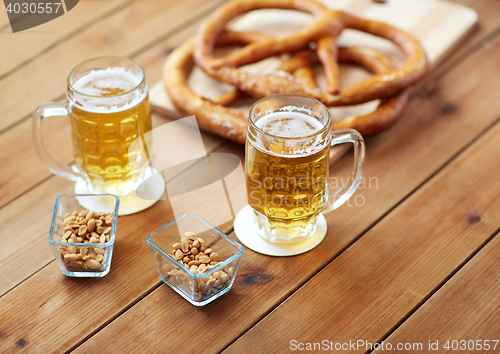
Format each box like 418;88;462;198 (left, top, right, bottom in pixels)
150;0;477;122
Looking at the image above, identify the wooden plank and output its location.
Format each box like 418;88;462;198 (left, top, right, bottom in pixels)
69;32;500;353
0;177;73;296
0;0;131;77
384;233;500;352
430;0;500;78
0;0;225;134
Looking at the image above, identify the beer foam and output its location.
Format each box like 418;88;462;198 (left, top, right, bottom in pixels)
255;112;323;137
72;67;147;113
253;112;328;157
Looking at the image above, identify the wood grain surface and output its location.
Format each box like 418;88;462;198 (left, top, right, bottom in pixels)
0;0;131;77
384;232;500;352
0;0;499;353
73;20;500;354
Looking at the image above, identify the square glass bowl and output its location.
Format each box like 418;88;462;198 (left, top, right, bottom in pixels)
147;214;244;306
48;194;119;277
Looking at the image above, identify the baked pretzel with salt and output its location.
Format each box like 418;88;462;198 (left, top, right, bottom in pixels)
163;0;428;143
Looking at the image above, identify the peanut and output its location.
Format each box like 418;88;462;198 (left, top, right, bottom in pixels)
175;249;184;260
180;238;189;253
85;259;101;270
78;226;87;236
210;252;219;262
184;231;197;240
168;232;235;300
199;255;210;264
64;216;76;224
105;215;113;225
85;210;95;221
87;218;96;232
197;264;207;273
57;209;114;273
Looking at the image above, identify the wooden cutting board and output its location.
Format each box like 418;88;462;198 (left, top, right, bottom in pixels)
150;0;477;122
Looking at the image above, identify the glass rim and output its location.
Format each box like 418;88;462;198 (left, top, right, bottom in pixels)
248;94;332;140
48;193;119;247
67;56;146;98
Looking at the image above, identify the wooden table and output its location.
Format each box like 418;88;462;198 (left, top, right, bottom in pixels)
1;0;500;352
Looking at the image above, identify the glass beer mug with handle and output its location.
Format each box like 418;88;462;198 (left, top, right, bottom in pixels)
33;56;152;197
245;94;365;244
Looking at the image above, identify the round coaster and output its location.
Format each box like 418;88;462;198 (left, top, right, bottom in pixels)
74;171;165;216
234;205;327;256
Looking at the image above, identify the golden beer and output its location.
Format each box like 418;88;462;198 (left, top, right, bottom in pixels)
70;66;152;195
245;95;365;244
246;112;329;241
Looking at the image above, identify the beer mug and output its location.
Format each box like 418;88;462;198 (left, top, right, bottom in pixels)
33;56;152;197
245;95;365;243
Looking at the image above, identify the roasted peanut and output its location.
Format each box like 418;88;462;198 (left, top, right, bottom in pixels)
87;218;96;232
185;231;197;240
181;238;189;253
85;210;95;221
210;252;219;262
105;215;113;225
175;249;184;260
85;259;101;270
58;209;114;272
199;255;210;264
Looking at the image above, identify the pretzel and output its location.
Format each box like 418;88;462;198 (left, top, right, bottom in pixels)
194;0;428;106
163;31;408;143
281;47;409;136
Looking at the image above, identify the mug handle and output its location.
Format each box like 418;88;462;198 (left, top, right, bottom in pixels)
322;129;365;214
32;101;82;181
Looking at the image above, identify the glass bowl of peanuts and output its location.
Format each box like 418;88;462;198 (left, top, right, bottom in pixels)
147;213;244;306
48;194;119;277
